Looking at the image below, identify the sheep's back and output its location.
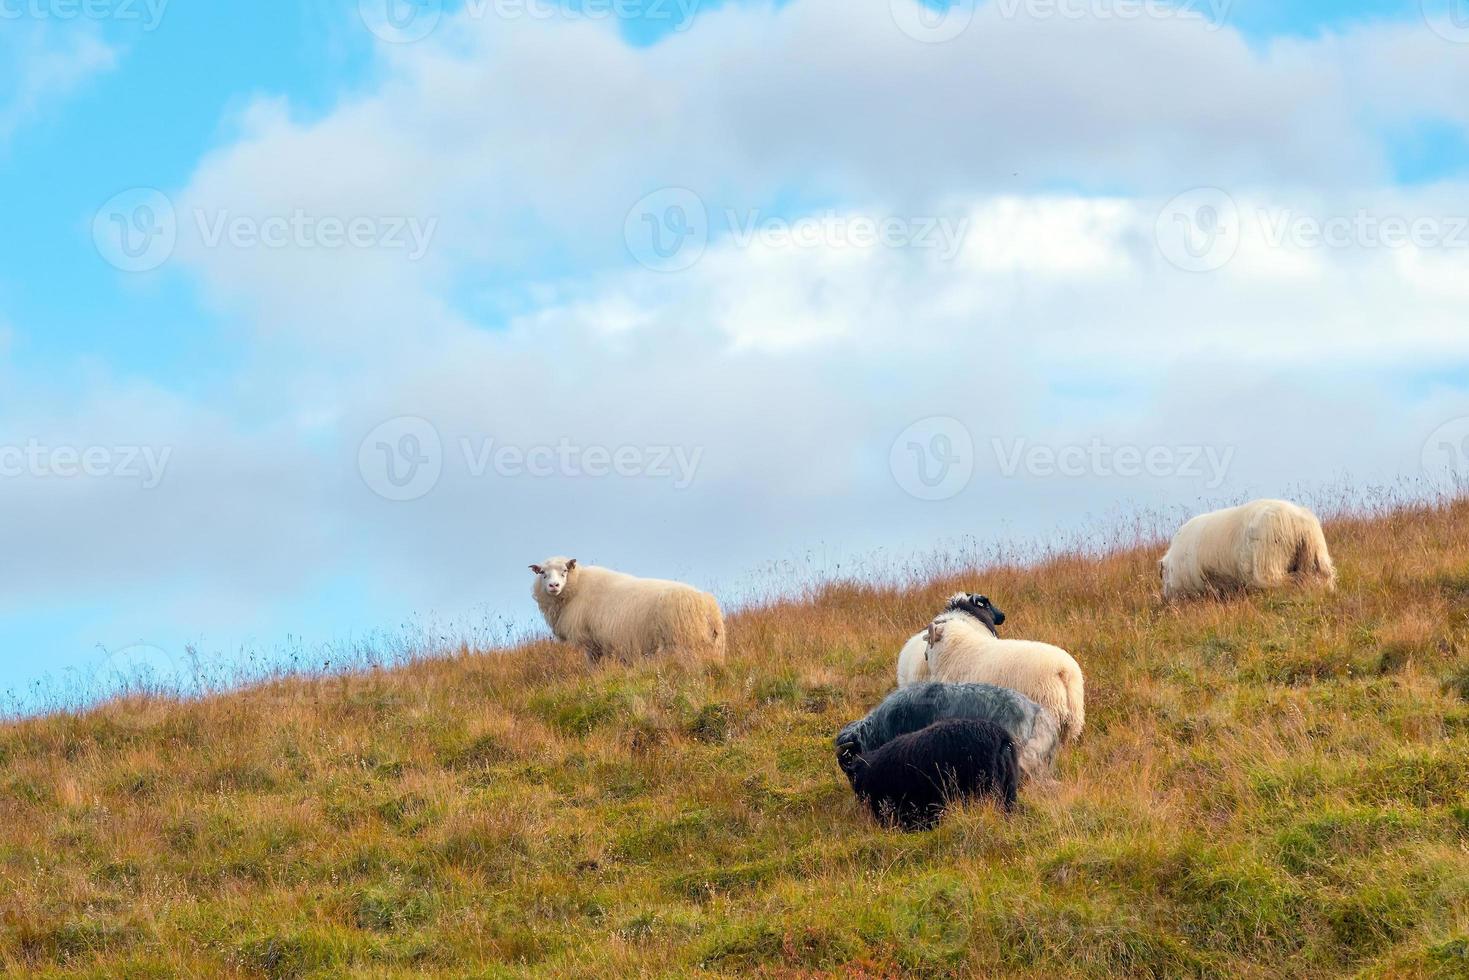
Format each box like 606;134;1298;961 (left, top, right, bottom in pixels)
1166;499;1323;595
926;625;1083;735
1163;509;1235;595
867;682;1040;750
564;567;719;657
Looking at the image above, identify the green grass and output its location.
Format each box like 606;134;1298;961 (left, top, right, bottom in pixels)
3;498;1469;976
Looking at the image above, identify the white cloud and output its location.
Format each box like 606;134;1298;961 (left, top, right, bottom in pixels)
162;2;1469;348
10;0;1469;689
0;23;116;144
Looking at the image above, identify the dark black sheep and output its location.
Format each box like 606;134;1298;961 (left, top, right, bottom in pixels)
835;681;1059;786
847;718;1019;831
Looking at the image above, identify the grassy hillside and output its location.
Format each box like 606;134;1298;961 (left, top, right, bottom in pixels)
4;498;1469;978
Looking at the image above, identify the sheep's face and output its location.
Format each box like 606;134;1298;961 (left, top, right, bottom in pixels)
530;557;578;598
969;593;1004;626
834;737;865;785
946;592;1005;628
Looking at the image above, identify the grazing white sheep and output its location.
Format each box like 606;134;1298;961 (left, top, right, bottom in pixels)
896;593;1004;688
530;557;726;663
924;615;1085;743
1160;499;1336;601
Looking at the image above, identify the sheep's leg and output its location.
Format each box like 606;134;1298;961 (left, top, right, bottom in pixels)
903;801;939;832
999;776;1018;812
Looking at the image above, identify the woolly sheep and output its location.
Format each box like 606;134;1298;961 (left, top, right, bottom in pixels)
530;557;725;663
836;681;1060;785
1160;498;1336;601
846;718;1018;831
896;593;1004;688
924;614;1085;743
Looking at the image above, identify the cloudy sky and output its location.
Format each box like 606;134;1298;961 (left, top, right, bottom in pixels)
3;0;1469;706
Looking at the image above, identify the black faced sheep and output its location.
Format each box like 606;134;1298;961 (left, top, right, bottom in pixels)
1160;498;1336;601
836;681;1059;785
896;593;1005;687
530;556;725;663
846;718;1019;831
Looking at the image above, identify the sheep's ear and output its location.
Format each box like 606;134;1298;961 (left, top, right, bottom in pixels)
529;565;542;574
566;558;578;570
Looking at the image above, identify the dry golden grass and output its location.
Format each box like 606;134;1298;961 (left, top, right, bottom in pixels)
4;497;1469;977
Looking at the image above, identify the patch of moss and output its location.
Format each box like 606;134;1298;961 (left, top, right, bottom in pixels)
696;920;861;971
1326;882;1421;960
987;892;1214;978
232;930;353;980
10;916;134;965
350;884;436;933
529;687;630;736
1276;806;1427;875
683;702;732;743
666;859;779;901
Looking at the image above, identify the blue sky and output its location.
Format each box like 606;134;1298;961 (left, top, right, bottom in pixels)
3;0;1469;709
